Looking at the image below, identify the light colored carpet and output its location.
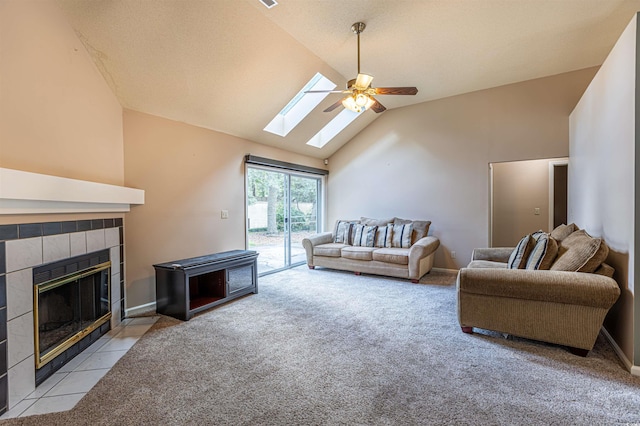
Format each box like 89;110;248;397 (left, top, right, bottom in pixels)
3;266;640;425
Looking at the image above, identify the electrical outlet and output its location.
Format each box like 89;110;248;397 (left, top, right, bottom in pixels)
221;210;229;219
451;251;456;259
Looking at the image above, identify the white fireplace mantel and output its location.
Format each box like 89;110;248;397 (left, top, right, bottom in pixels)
0;168;145;214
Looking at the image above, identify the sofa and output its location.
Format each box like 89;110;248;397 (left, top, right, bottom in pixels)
457;223;620;356
302;217;440;282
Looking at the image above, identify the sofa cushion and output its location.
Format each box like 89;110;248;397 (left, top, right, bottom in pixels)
550;223;578;242
314;243;348;258
352;224;377;247
391;223;413;248
394;218;431;244
341;246;375;261
550;229;609;273
360;217;394;226
334;220;355;244
372;248;410;265
507;234;534;269
525;232;558;270
375;223;394;248
467;260;508;269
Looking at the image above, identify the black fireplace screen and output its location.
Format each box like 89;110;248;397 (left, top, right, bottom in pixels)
35;262;111;368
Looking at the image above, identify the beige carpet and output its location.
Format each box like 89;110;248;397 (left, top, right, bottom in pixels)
2;266;640;425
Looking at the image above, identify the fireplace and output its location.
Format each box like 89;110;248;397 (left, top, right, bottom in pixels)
34;261;111;371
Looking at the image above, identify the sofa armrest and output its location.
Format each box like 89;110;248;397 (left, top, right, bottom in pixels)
302;232;333;266
457;268;620;309
472;247;514;263
408;236;440;277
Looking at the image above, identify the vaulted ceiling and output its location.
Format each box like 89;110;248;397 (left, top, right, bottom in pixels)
58;0;640;158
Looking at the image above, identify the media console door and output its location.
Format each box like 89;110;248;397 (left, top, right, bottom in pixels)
154;250;258;320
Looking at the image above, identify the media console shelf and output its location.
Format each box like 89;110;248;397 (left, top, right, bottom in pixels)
154;250;258;320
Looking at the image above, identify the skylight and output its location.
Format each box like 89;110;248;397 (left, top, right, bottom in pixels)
264;73;336;137
306;109;361;149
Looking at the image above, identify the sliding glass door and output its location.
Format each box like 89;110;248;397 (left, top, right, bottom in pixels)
246;166;322;275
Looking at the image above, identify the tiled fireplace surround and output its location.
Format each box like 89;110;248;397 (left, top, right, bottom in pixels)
0;218;125;414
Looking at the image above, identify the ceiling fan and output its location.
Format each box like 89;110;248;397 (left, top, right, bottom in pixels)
307;22;418;114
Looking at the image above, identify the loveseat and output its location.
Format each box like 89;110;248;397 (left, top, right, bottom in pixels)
302;217;440;282
457;224;620;356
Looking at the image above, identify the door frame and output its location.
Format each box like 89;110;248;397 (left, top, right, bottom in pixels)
548;158;569;231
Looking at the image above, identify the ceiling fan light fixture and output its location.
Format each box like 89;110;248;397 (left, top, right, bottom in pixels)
354;73;374;90
342;93;374;113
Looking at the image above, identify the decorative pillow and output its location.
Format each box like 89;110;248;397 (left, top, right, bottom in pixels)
507;234;534;269
550;223;578;243
333;221;353;244
550;229;609;273
525;232;558;270
391;223;413;248
360;217;394;227
352;224;377;247
394;218;431;243
375;223;394;248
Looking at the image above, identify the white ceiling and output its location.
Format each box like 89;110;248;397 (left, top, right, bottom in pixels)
58;0;640;158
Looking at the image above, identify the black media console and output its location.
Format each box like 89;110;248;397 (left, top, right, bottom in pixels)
154;250;258;320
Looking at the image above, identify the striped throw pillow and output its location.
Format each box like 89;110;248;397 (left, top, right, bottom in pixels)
334;221;353;244
375;223;394;248
352;225;377;247
507;234;534;269
526;232;558;270
391;223;413;248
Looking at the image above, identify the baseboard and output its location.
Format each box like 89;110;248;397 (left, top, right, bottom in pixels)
601;327;639;376
125;301;157;318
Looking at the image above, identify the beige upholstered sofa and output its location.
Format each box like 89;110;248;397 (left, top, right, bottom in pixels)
302;217;440;282
457;224;620;356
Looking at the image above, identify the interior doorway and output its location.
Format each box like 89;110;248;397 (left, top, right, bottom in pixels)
490;158;568;247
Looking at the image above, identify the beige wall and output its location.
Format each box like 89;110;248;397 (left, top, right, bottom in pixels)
0;0;125;227
327;68;597;269
123;110;325;309
491;159;557;247
0;0;124;185
569;14;637;368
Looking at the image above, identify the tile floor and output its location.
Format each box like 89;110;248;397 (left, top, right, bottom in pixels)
0;315;159;419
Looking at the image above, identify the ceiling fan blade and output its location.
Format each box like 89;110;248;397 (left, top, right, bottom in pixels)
374;87;418;96
370;97;386;113
323;98;345;113
354;73;374;90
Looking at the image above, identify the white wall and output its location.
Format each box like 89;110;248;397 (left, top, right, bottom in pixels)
569;14;637;368
327;68;597;269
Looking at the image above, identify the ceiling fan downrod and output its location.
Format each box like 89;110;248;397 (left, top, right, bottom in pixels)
351;22;366;74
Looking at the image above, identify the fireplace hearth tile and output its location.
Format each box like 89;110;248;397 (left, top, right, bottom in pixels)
5;238;42;273
24;372;66;400
45;368;108;397
6;269;31;321
42;234;71;264
74;349;126;371
0;242;5;275
21;393;84;416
